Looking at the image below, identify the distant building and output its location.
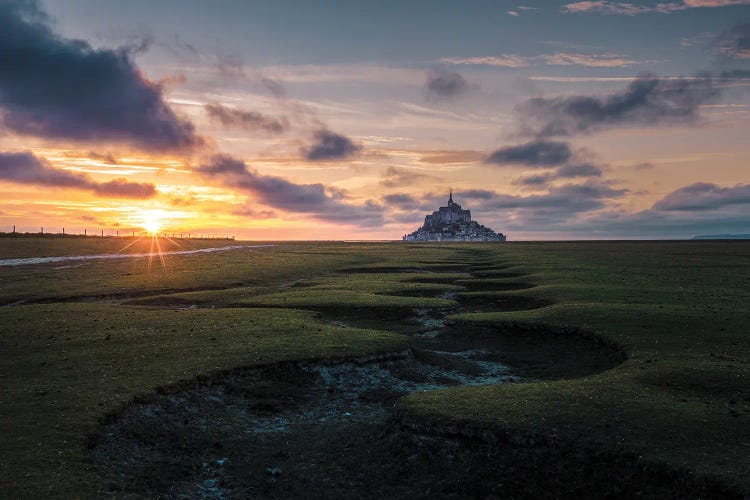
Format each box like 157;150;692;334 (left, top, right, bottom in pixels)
403;191;506;242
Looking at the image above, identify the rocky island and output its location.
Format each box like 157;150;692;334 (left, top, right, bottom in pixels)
403;192;506;242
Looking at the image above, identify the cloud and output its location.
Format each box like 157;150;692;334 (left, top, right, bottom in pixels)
685;0;750;5
516;73;720;137
205;103;290;134
424;69;470;98
563;1;672;14
0;1;201;151
450;182;629;226
652;182;750;210
397;180;750;238
540;53;640;67
87;152;119;164
563;0;750;15
304;130;361;161
439;52;639;68
231;206;277;219
392;182;627;231
198;155;383;226
460;183;625;210
92;178;157;198
568;180;750;237
486;140;573;166
418;150;484;164
0;151;156;198
515;163;603;186
715;22;750;59
514;173;555;186
383;193;422;210
557;163;603;178
380;166;432;189
719;69;750;78
440;55;530;68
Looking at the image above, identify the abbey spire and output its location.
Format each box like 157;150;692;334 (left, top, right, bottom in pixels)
403;190;506;242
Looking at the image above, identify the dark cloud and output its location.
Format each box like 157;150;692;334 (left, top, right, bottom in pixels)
198;155;383;226
0;1;201;151
571;183;750;237
259;76;287;98
87;151;119;164
0;151;156;199
231;206;277;219
93;178;157;198
490;180;750;237
516;73;720;137
382;193;422;210
425;69;470;99
205;103;289;134
515;172;554;186
460;182;626;213
304;130;361;161
557;163;603;178
515;163;603;186
652;182;750;211
486;140;573;166
0;151;90;188
391;183;626;230
380;166;432;188
393;180;749;239
719;69;750;79
377;182;628;233
382;182;645;237
715;22;750;59
455;189;496;200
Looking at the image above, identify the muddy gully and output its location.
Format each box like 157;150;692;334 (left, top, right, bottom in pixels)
88;262;725;499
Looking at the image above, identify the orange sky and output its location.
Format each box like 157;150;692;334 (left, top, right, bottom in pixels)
1;1;749;240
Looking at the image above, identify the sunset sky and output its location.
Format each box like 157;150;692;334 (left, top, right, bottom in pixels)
1;0;749;239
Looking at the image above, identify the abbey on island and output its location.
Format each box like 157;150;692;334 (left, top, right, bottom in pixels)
403;192;506;242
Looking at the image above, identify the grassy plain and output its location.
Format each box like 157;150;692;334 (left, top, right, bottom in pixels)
0;238;749;497
403;241;750;488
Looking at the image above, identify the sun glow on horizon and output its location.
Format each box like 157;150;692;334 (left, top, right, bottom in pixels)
139;209;167;235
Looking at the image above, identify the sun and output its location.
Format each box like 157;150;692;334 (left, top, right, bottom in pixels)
140;210;164;235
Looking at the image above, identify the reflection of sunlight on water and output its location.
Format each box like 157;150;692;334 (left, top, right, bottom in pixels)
0;245;274;267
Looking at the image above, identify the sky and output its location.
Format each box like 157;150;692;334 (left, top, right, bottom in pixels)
0;0;749;240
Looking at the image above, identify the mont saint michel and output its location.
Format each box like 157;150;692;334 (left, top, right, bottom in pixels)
403;192;506;242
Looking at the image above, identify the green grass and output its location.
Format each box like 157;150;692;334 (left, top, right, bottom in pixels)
400;241;750;488
2;239;750;496
0;239;462;497
0;235;238;259
124;272;466;308
0;303;407;498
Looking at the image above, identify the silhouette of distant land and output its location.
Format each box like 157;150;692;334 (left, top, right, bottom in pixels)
692;234;750;240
